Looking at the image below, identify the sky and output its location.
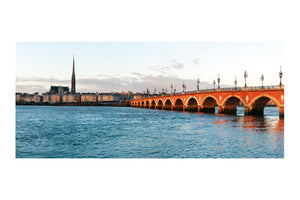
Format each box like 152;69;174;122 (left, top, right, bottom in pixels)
16;42;283;93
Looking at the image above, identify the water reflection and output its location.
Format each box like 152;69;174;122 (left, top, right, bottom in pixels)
231;116;284;134
212;113;284;153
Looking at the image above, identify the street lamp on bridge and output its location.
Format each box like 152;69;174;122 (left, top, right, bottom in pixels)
171;84;173;94
261;74;264;89
279;66;283;87
197;78;200;91
182;82;186;93
217;74;220;89
213;79;216;90
234;76;237;90
244;70;248;87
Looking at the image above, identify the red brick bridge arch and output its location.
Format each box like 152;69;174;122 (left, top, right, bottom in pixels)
131;87;284;118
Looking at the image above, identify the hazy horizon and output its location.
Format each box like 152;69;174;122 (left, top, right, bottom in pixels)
16;42;283;94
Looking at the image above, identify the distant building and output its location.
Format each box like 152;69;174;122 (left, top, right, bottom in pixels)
34;92;43;102
49;86;69;95
49;94;61;103
16;93;43;103
42;93;50;103
98;93;120;102
62;93;81;103
81;93;98;103
132;93;148;100
120;91;133;101
42;93;61;103
16;93;22;103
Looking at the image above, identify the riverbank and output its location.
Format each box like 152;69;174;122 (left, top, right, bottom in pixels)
16;101;130;107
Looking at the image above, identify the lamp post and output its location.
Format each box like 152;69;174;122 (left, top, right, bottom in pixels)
171;84;173;94
244;70;248;87
197;78;200;91
182;82;185;93
213;79;216;90
261;74;264;89
279;66;283;87
234;76;237;90
217;74;220;89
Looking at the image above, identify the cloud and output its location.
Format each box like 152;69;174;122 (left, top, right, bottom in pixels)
171;62;184;69
147;59;185;76
16;74;224;93
130;72;144;77
96;74;113;79
169;59;185;69
16;76;69;84
147;65;171;74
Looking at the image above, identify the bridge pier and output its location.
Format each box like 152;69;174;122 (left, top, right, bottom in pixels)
199;105;204;112
244;106;251;116
279;106;284;118
218;106;224;114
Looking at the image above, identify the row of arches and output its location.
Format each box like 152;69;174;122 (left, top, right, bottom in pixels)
131;95;283;118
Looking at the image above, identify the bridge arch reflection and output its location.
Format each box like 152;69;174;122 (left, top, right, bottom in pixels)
174;98;184;111
186;97;198;112
157;99;163;109
145;100;150;108
221;95;246;115
201;96;219;113
163;99;172;110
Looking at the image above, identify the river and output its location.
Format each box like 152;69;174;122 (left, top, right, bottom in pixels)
16;105;284;158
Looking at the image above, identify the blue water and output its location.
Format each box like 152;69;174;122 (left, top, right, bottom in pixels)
16;106;284;158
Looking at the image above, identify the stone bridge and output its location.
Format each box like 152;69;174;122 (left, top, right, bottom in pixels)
130;86;284;118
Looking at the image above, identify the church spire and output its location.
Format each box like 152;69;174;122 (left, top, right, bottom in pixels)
71;55;76;94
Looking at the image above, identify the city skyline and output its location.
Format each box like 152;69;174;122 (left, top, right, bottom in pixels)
16;42;283;93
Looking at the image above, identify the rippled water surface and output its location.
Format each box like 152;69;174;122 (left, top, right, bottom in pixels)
16;106;284;158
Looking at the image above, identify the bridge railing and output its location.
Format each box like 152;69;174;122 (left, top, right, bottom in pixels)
220;87;243;91
136;85;282;100
246;85;278;90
